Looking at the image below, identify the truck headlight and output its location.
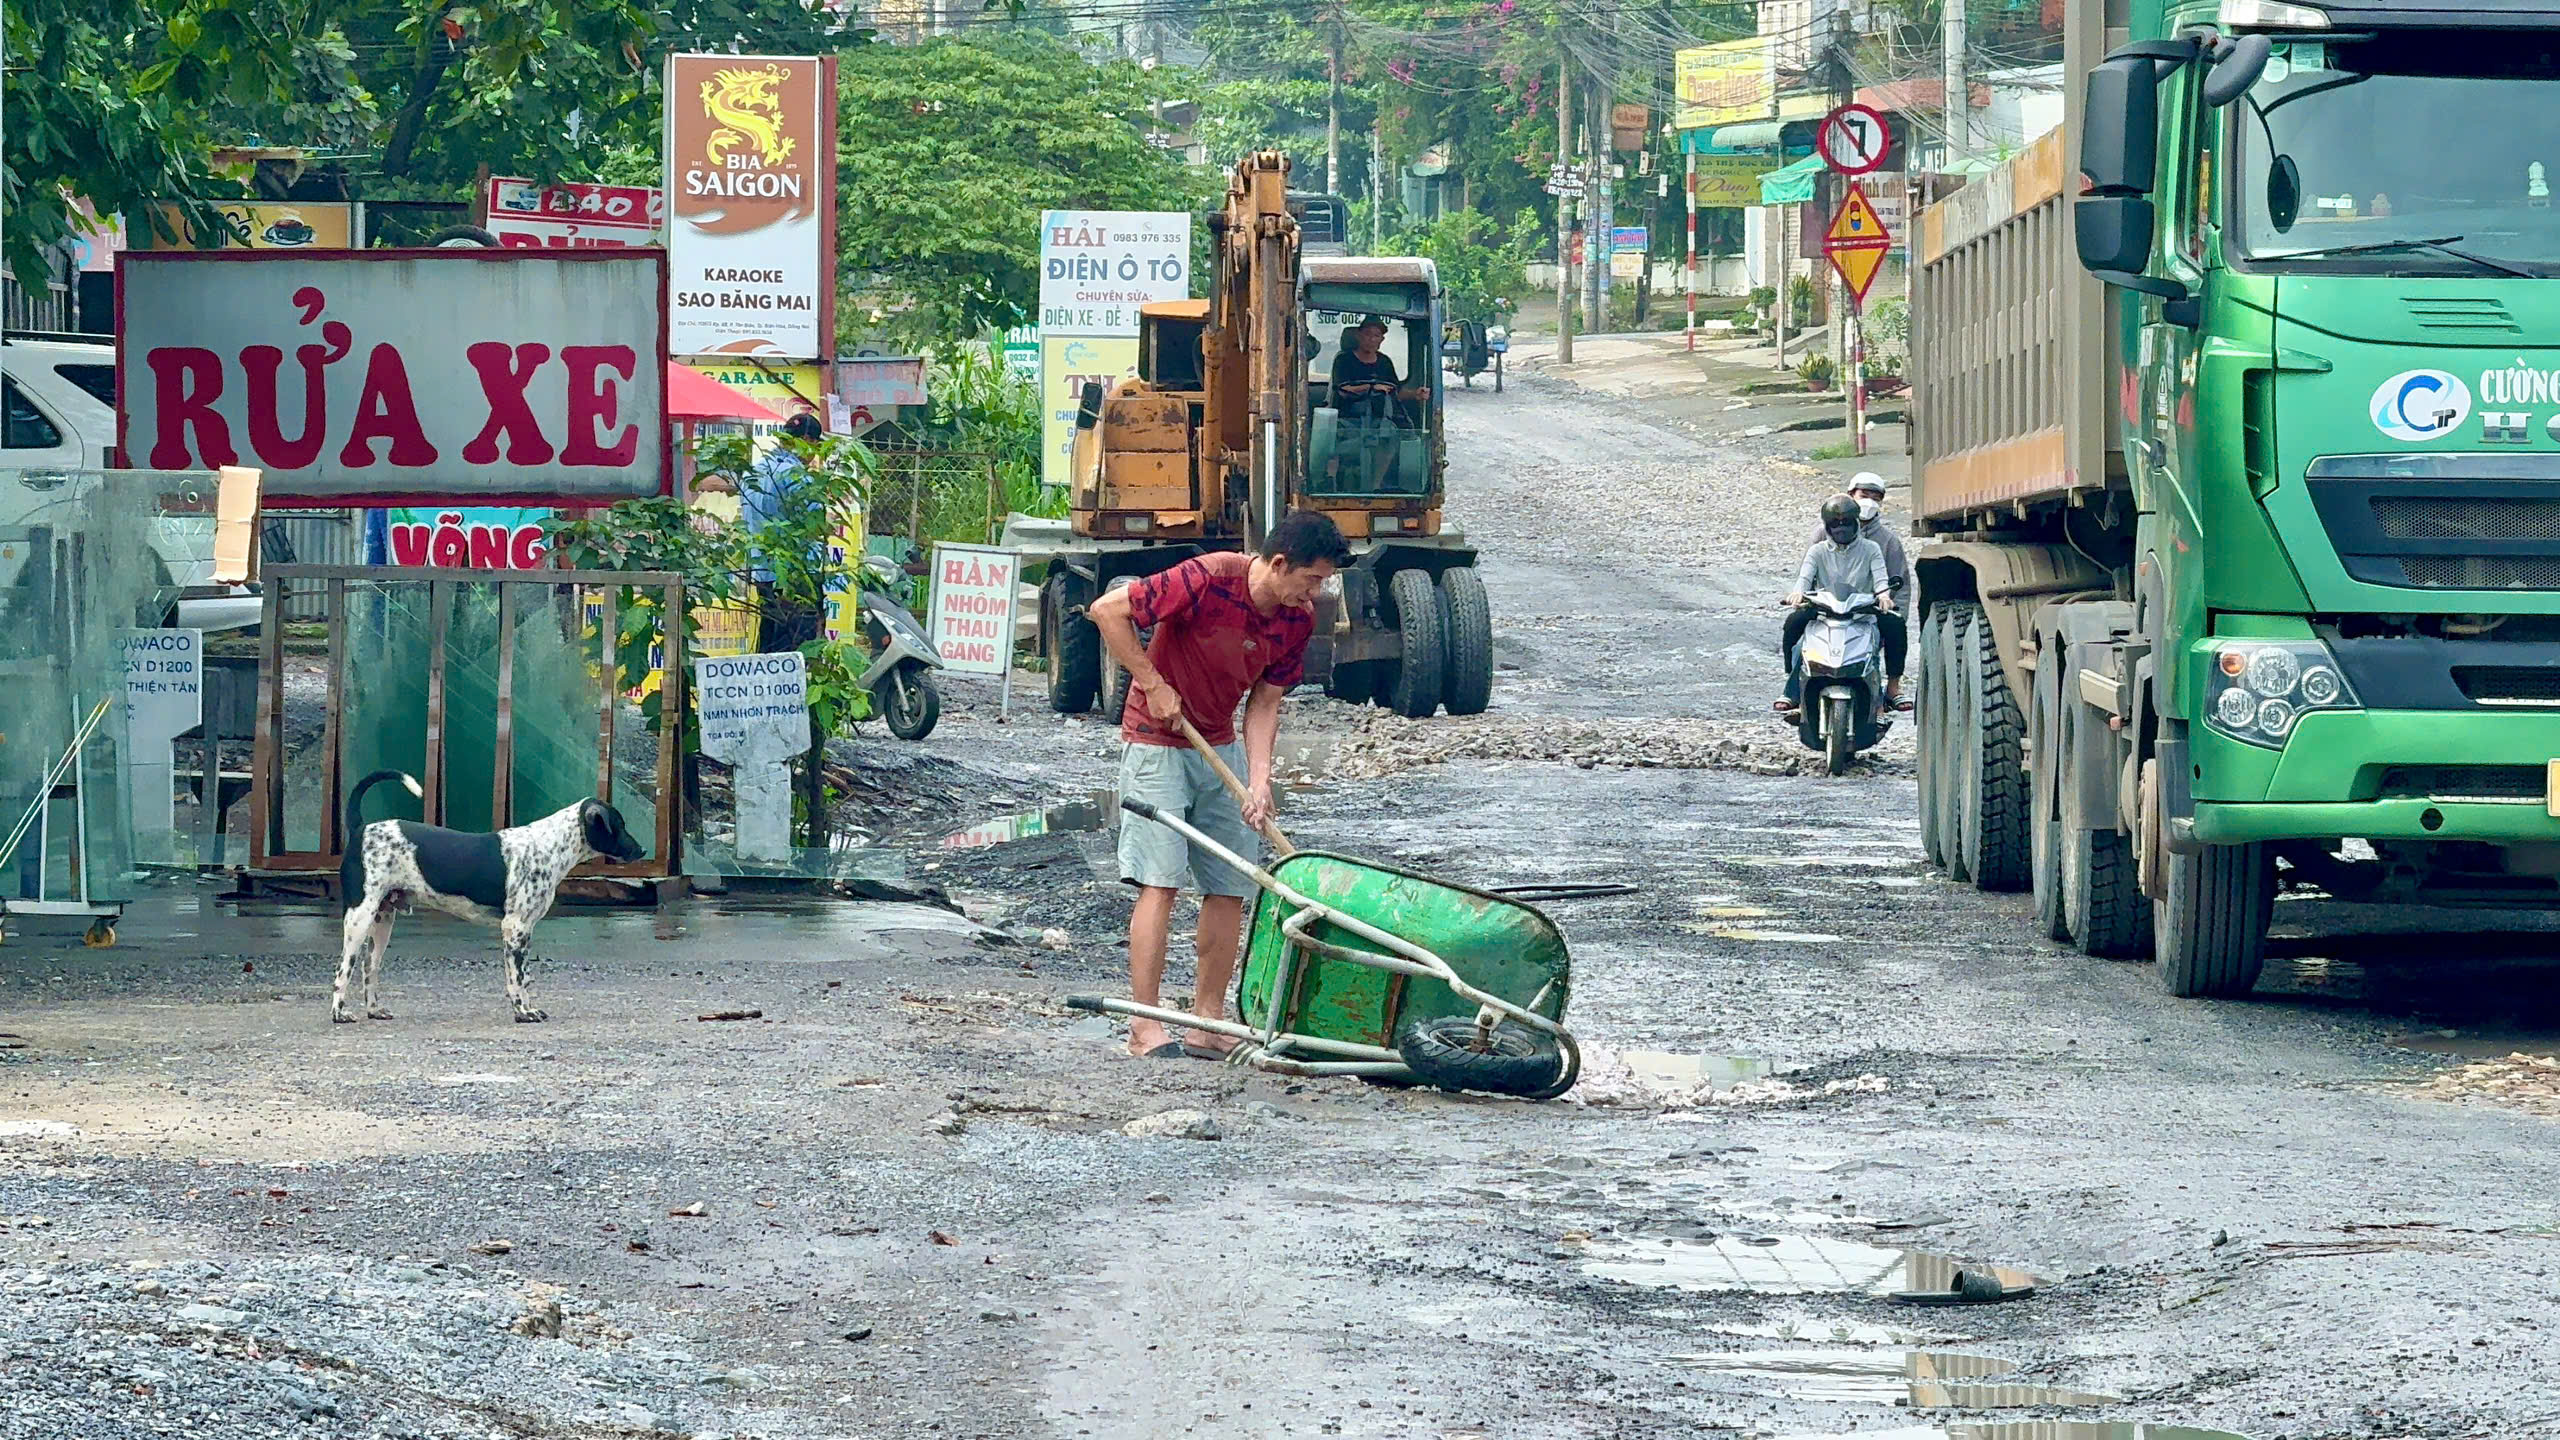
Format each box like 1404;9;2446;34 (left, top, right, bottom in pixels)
2207;639;2356;748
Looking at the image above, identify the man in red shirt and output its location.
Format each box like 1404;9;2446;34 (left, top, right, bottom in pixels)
1086;510;1352;1059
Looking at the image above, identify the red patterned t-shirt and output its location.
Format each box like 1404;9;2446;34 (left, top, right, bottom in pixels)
1119;552;1314;747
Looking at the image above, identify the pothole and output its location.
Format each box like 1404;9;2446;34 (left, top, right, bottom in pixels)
1580;1233;2036;1300
1674;1349;2119;1407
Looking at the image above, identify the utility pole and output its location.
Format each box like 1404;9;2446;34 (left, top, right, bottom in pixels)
1326;9;1344;195
1576;80;1597;325
1943;0;1970;166
1370;124;1384;250
1556;60;1575;364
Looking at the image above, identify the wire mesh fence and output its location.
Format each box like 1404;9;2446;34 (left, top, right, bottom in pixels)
863;445;1006;549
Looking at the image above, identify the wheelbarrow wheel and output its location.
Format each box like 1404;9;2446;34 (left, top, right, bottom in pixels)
1395;1016;1566;1098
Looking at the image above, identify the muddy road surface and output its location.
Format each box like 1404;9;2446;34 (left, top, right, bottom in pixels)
8;359;2560;1440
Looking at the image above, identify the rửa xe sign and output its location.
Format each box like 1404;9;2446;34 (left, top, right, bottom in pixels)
118;251;669;504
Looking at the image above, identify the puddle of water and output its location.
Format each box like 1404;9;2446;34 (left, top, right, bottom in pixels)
1582;1233;2036;1299
2385;1028;2560;1062
1618;1051;1776;1090
1773;1427;2247;1440
941;791;1113;850
1706;1317;1957;1346
1781;1414;2242;1424
1676;1349;2120;1408
1703;926;1845;944
1697;904;1773;919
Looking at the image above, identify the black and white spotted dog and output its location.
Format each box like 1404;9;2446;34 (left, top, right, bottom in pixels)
335;769;647;1025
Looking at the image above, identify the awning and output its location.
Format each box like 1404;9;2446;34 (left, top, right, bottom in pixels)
1698;121;1783;152
666;362;784;424
1759;153;1828;207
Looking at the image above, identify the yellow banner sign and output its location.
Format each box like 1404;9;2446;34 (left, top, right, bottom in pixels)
144;202;353;250
1691;151;1781;208
1041;335;1140;488
1675;39;1773;131
680;360;826;418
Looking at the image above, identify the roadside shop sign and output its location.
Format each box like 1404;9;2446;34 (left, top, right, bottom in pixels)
665;54;837;359
485;177;663;248
386;507;553;570
118;250;670;505
928;543;1020;677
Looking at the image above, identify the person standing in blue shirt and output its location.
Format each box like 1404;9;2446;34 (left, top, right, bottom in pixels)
740;411;828;653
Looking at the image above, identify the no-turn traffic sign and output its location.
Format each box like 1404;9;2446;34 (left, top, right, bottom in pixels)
1816;103;1890;177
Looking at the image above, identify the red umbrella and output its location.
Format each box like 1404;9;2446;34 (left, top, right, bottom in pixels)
665;362;784;424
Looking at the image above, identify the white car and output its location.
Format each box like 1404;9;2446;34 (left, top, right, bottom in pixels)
2;333;262;632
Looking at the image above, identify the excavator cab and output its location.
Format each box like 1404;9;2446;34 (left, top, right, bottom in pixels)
1299;259;1443;531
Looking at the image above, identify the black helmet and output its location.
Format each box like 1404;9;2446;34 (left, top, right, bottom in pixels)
1820;494;1861;541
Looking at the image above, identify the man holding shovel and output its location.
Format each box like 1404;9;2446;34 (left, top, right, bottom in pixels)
1086;510;1352;1059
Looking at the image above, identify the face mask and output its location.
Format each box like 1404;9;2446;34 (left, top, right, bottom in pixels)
1857;498;1881;523
1826;524;1859;547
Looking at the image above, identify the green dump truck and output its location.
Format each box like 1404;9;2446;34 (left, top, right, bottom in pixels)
1910;0;2560;995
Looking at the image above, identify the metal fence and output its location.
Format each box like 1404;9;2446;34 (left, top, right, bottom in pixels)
864;446;1006;548
261;511;363;620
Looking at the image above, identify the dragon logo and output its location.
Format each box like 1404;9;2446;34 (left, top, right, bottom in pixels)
700;65;797;170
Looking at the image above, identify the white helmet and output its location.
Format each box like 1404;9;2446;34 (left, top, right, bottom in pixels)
1848;472;1887;497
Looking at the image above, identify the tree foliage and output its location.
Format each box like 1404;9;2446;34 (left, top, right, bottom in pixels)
0;0;849;282
833;35;1200;346
1380;207;1541;321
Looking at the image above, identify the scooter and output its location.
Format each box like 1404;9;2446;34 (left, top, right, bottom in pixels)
856;585;946;741
1786;591;1892;775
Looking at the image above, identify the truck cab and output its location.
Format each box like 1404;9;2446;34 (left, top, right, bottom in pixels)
1912;0;2560;995
1300;257;1447;542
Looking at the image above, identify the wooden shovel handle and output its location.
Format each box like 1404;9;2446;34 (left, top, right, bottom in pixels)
1175;714;1295;858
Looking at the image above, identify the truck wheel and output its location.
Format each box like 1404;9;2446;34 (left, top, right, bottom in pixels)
1326;661;1376;705
1437;566;1494;716
2155;842;2272;997
1932;609;1971;882
2060;698;2151;958
1917;608;1946;868
1385;568;1445;718
1045;574;1100;714
1951;603;2029;892
2028;634;2068;940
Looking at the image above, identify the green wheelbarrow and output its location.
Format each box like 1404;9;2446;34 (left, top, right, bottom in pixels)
1069;797;1582;1100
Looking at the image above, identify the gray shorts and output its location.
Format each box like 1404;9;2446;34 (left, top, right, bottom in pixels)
1117;741;1259;898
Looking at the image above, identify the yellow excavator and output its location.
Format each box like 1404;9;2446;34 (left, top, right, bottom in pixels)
1008;151;1493;720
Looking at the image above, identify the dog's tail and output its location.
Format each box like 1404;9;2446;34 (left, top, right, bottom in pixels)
344;770;424;840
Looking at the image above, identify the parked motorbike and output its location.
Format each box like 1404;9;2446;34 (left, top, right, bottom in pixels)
1786;590;1891;774
856;585;946;741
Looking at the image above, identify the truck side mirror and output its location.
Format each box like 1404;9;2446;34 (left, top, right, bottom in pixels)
2076;194;2157;274
2080;58;2160;194
1074;380;1105;431
2202;34;2271;107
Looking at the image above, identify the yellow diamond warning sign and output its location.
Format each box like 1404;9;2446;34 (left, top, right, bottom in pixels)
1828;243;1889;305
1824;182;1893;307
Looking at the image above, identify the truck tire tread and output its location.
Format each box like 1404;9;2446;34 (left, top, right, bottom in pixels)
1046;576;1100;715
2155;842;2272;998
1955;603;2029;892
1919;607;1947;868
1386;568;1445;718
1437;567;1494;716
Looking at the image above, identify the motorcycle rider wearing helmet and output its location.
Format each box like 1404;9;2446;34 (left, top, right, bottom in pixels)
1779;473;1910;711
1779;493;1893;713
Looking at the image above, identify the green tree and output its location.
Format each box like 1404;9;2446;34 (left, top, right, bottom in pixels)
833;34;1200;346
1;0;365;281
1;0;849;282
1381;207;1541;321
